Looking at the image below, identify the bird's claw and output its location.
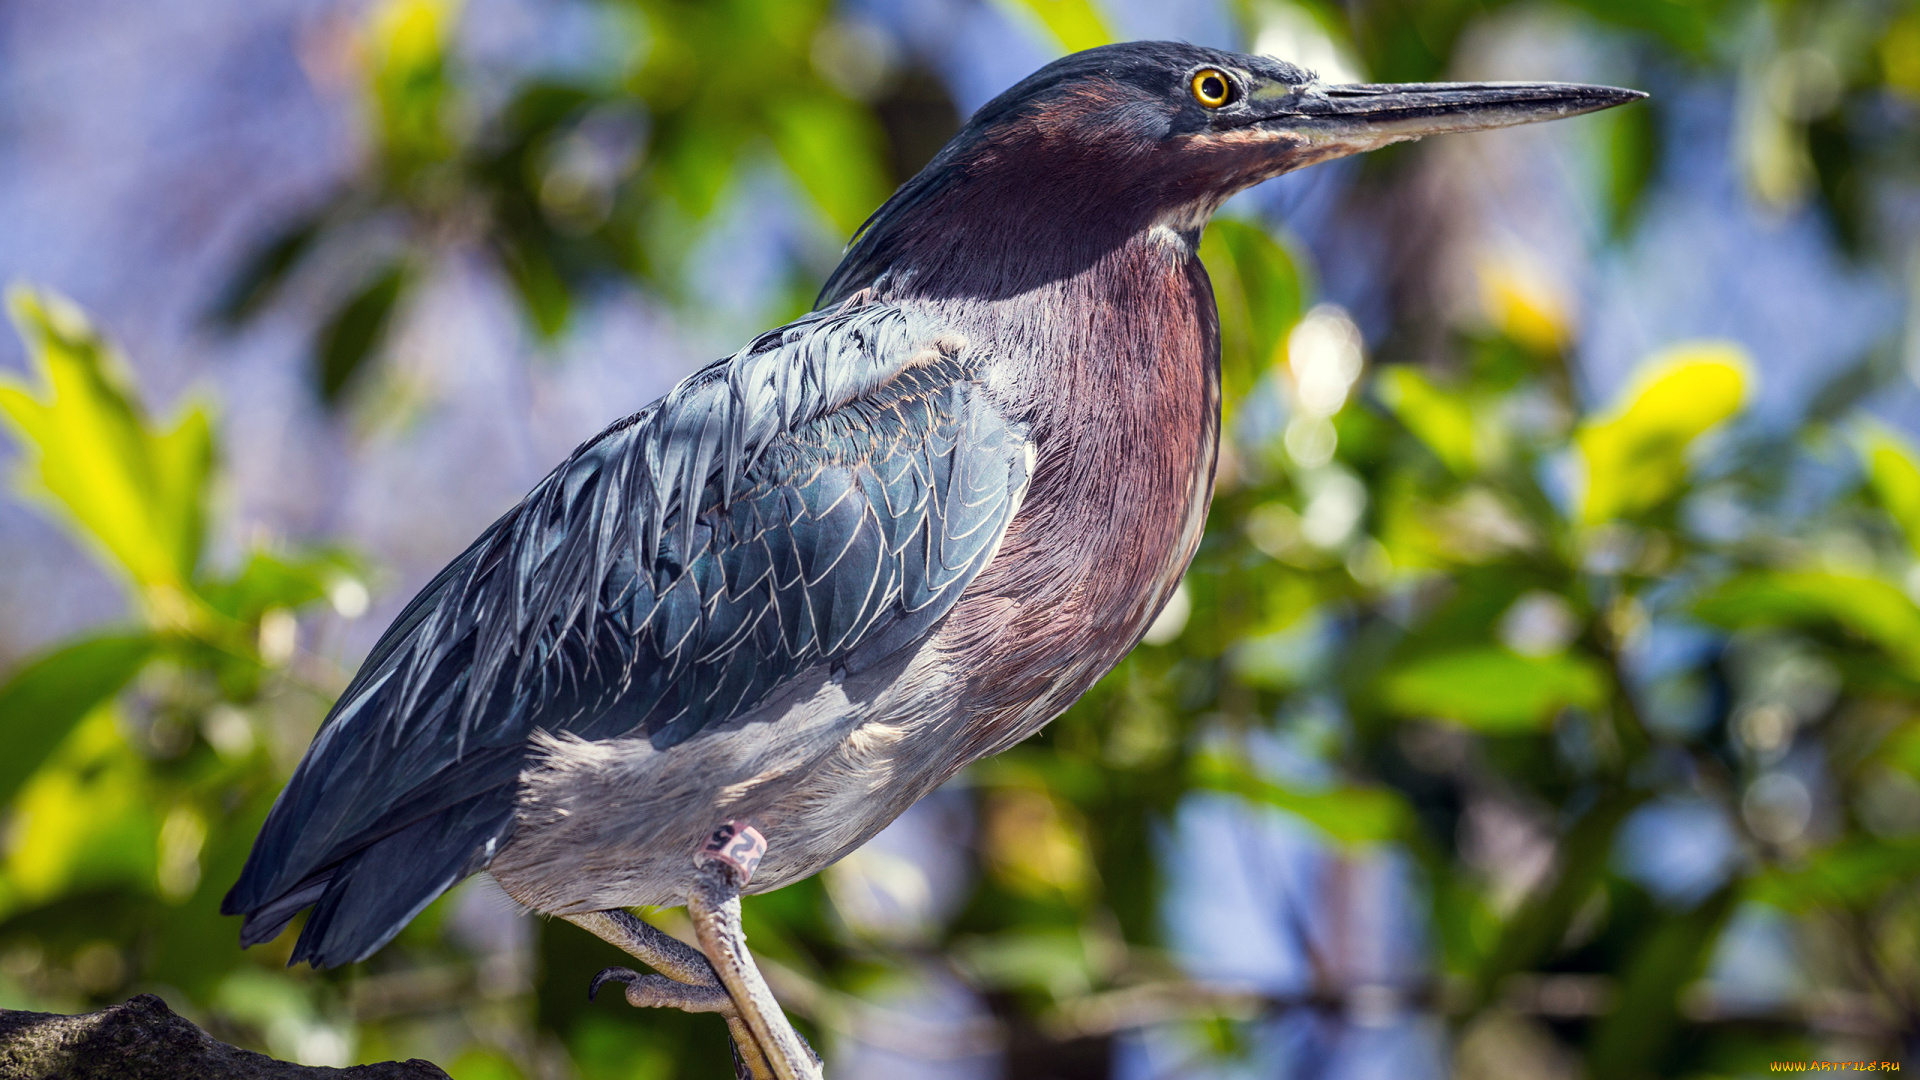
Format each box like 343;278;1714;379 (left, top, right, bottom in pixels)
588;965;640;1003
589;964;736;1014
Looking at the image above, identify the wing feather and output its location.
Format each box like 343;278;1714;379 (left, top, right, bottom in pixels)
226;303;1032;964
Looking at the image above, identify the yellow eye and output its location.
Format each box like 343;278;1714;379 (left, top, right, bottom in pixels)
1190;68;1232;108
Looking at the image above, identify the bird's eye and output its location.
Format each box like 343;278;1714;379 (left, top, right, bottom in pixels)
1190;68;1232;108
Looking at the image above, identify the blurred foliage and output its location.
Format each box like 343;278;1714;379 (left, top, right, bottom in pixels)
214;0;901;404
10;0;1920;1077
0;286;366;1054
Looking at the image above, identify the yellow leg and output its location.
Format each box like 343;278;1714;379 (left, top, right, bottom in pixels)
687;864;822;1080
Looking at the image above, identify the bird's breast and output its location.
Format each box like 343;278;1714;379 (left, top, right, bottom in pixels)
927;232;1222;759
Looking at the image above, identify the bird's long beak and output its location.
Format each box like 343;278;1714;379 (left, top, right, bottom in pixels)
1243;80;1646;159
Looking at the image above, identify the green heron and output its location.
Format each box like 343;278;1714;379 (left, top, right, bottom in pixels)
224;41;1641;1078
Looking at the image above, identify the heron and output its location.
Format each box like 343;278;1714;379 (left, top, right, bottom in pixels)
223;41;1641;1079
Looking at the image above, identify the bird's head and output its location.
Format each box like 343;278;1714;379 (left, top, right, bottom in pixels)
821;41;1642;304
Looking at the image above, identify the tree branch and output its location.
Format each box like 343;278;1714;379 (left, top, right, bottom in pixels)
0;994;450;1080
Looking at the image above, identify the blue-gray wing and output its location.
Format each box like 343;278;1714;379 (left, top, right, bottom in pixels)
225;304;1032;965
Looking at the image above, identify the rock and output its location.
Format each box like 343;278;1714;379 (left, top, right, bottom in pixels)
0;994;450;1080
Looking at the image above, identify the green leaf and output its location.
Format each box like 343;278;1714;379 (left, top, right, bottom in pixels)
651;122;750;227
366;0;457;180
206;206;333;326
1382;647;1607;733
1191;752;1410;844
1576;342;1749;524
1376;367;1479;475
0;632;157;807
1856;419;1920;557
316;262;411;405
1694;570;1920;679
196;548;364;623
767;95;893;239
499;239;572;339
0;286;213;595
1199;218;1305;416
992;0;1112;53
1881;722;1920;780
1745;837;1920;911
1584;884;1738;1080
3;708;160;909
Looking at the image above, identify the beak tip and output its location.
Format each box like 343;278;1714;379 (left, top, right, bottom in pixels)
1561;83;1650;117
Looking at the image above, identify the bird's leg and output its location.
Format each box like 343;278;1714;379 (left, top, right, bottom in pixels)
565;908;781;1080
688;822;823;1080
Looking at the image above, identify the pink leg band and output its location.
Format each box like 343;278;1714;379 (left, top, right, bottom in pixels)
698;821;767;885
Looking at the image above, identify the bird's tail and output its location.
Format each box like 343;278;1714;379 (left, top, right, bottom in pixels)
224;791;516;968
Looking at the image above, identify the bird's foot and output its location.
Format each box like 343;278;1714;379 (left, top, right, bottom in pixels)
689;821;822;1080
588;965;736;1013
564;907;721;988
589;962;778;1078
564;901;786;1078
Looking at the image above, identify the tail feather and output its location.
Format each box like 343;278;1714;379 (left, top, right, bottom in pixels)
230;791;516;969
238;874;330;948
